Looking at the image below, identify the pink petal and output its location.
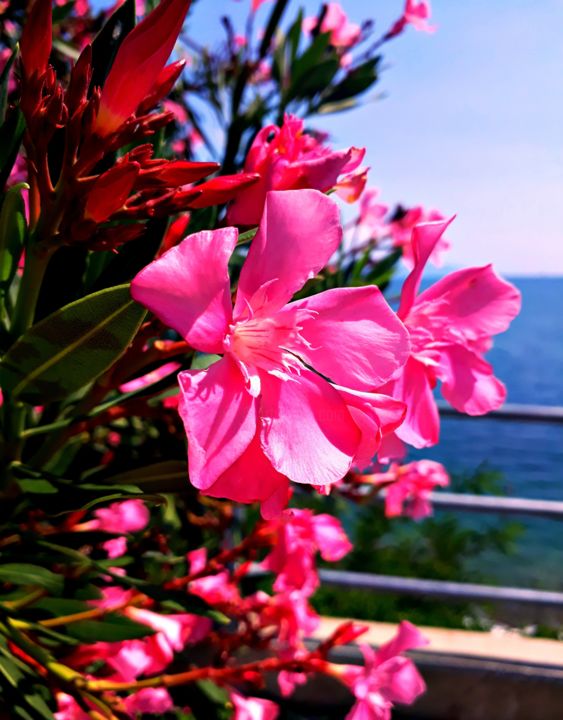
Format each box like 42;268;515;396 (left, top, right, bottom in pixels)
204;428;289;516
312;514;352;561
439;345;506;415
260;369;360;486
398;218;455;319
393;356;440;449
178;357;257;490
376;621;429;665
416;265;521;341
131;227;236;353
292;286;410;390
381;657;426;705
231;690;279;720
334;385;406;469
234;190;342;316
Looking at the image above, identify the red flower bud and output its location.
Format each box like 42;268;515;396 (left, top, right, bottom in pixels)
137;59;186;115
94;0;191;137
187;173;260;209
158;213;190;255
142;160;219;186
20;0;53;79
66;45;92;115
84;162;140;222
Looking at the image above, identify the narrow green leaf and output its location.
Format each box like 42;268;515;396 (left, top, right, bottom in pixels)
65;613;155;643
0;109;25;190
0;184;28;292
0;46;17;123
320;57;380;104
0;565;63;596
90;0;136;90
103;461;188;494
0;284;146;403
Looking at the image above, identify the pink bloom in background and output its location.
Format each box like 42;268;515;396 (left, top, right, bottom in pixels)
389;206;449;267
303;3;362;49
354;188;390;247
371;460;449;519
336;166;370;204
342;621;428;720
119;360;181;393
386;219;521;449
123;688;174;716
230;690;279;720
263;509;351;593
386;0;435;39
93;499;150;534
132;190;409;516
228;115;365;225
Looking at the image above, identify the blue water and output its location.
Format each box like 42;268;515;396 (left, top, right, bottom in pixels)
405;277;563;589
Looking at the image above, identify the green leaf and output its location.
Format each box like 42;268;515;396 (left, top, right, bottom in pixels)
0;284;146;403
191;353;221;371
286;32;335;100
0;183;28;292
103;461;188;494
65;613;155;643
0;654;25;687
320;57;380;105
0;565;63;596
90;0;135;90
0;109;25;190
0;46;17;124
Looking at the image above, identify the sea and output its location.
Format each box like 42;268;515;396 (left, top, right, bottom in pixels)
399;276;563;591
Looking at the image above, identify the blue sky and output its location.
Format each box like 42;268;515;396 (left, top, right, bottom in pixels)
95;0;563;275
186;0;563;276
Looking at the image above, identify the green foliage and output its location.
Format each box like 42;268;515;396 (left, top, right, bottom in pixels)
0;285;146;403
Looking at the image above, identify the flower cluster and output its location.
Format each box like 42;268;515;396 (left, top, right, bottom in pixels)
0;0;521;718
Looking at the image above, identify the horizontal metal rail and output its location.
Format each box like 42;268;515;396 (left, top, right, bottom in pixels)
377;491;563;519
319;570;563;608
437;401;563;424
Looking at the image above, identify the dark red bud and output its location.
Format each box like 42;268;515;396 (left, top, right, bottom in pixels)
85;162;140;223
186;173;260;209
137;59;187;115
20;0;53;79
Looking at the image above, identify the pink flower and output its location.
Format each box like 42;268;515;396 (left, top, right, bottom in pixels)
263;509;351;593
388;206;449;267
303;4;362;49
371;459;449;519
132;190;409;516
227;116;365;225
124;688;175;716
187;549;241;605
259;589;319;650
93;499;150;534
230;689;279;720
387;219;521;448
355;188;390;245
336;166;370;204
343;621;428;720
119;360;181;393
386;1;435;40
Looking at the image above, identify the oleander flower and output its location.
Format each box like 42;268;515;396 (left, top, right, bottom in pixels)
230;690;279;720
342;621;428;720
227;115;364;225
132;190;408;516
370;459;449;519
387;219;521;448
263;509;352;593
303;3;362;49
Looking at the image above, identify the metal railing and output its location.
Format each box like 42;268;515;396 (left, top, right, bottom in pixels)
324;402;563;609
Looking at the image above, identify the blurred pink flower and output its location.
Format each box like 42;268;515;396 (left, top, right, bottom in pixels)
386;0;435;39
227;115;364;225
119;360;181;393
124;688;174;715
263;509;351;593
93;499;150;534
303;3;362;49
386;219;521;448
230;689;279;720
343;621;428;720
389;206;449;267
371;459;449;519
336;166;370;204
132;190;409;516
